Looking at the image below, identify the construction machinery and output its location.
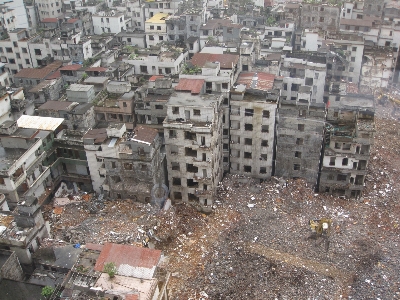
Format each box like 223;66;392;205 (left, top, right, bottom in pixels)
308;218;332;252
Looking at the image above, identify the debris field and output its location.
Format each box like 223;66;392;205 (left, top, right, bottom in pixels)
43;101;400;299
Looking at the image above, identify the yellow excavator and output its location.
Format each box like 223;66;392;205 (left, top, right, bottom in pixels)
308;218;332;252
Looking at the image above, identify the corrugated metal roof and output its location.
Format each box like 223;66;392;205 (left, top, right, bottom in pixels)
175;78;204;94
37;101;79;111
14;61;63;79
17;115;64;131
67;18;79;23
132;126;158;145
94;243;161;277
28;79;57;93
191;53;239;69
83;128;108;144
59;64;82;71
149;75;164;81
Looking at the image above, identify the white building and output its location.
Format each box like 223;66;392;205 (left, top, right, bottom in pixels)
0;5;17;33
36;0;63;20
145;13;168;47
0;0;29;28
124;45;188;75
93;11;131;34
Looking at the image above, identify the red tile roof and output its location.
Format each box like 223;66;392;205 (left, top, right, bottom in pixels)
149;75;164;81
133;125;159;144
86;67;107;72
94;243;161;272
236;72;275;91
191;53;239;69
14;61;63;79
41;18;59;23
59;64;82;71
125;295;139;300
67;18;79;23
175;78;204;94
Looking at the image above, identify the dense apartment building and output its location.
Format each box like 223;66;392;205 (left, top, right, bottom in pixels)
320;93;375;197
229;72;280;179
164;81;223;212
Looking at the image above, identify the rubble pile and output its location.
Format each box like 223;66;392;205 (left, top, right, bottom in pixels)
164;104;400;299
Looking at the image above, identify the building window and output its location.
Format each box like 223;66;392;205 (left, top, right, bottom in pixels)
244;138;252;145
150;25;154;30
244;165;251;173
293;164;301;170
261;140;268;147
261;125;269;133
169;130;177;138
343;143;351;150
329;157;335;166
296;138;303;145
298;124;304;131
244;152;252;159
245;109;254;116
244;124;253;131
295;151;301;158
342;158;348;165
149;35;154;40
111;161;116;168
263;110;270;118
172;107;179;114
171;162;180;171
337;174;347;181
157;26;161;30
140;65;148;73
172;177;181;185
124;163;133;170
351;57;355;62
34;49;41;55
193;109;201;116
6;47;12;53
299;109;306;117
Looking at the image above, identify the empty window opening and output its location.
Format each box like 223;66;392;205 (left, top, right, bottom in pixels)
329;157;335;166
172;177;181;185
245;138;252;145
342;158;348;166
293;164;301;170
245;124;253;131
245;109;254;116
244;165;252;172
244;152;252;159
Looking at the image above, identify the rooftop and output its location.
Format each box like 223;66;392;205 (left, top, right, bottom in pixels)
175;78;204;94
33;245;82;269
41;18;59;23
66;18;79;23
145;13;169;24
200;18;233;30
37;101;79;111
17;115;64;131
83;128;108;144
14;61;63;79
236;72;275;91
28;79;59;93
59;64;82;71
191;53;239;69
94;243;162;279
84;76;109;84
85;67;108;72
131;126;158;145
67;84;93;92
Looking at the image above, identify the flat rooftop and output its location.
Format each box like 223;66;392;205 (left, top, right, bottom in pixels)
168;92;221;107
67;84;94;92
145;13;169;24
17;115;64;131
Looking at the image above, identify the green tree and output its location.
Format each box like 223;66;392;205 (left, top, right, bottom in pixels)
103;262;117;278
41;286;54;299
